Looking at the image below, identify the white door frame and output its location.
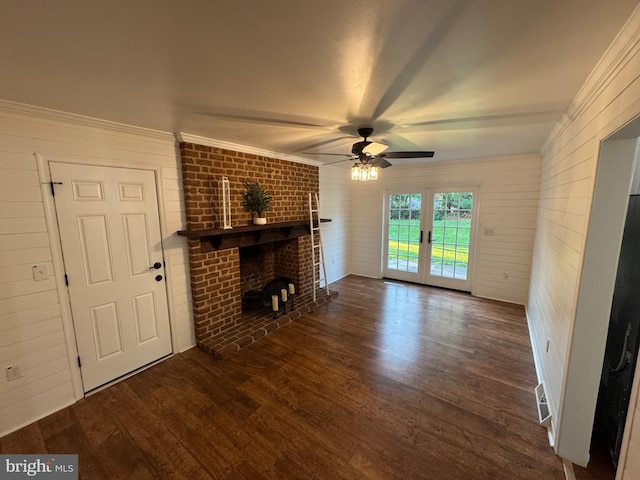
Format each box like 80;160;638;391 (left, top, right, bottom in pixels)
36;152;177;400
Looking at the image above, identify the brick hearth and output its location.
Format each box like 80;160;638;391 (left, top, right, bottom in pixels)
199;290;338;358
179;142;333;356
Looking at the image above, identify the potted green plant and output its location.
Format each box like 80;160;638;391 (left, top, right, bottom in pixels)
241;180;273;225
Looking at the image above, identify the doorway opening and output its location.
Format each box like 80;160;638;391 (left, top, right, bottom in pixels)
577;118;640;476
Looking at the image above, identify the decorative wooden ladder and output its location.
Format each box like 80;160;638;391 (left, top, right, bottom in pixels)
308;193;329;301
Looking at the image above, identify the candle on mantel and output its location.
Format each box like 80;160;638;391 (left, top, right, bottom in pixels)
280;288;288;302
271;295;279;312
288;283;295;295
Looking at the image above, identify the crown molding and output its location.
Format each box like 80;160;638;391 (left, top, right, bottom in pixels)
0;100;325;165
0;99;175;143
542;4;640;153
177;132;323;167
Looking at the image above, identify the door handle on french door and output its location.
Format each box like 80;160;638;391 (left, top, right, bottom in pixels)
420;231;423;243
149;262;162;270
428;231;432;244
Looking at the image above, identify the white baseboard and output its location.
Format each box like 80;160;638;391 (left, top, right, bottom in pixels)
525;305;556;447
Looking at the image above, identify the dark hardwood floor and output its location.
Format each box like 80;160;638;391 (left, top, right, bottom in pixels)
0;275;612;479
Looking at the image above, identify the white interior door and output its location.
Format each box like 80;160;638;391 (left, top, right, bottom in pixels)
50;162;172;392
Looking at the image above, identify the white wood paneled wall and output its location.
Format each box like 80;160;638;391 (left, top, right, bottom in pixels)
526;6;640;469
0;104;194;437
349;154;542;305
319;165;350;283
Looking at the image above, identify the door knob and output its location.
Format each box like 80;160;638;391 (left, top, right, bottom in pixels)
155;275;163;281
149;262;162;270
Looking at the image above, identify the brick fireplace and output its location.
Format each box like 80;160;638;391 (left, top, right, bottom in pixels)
239;239;312;299
178;142;333;356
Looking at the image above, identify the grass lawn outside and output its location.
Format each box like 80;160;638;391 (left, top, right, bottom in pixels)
388;219;471;269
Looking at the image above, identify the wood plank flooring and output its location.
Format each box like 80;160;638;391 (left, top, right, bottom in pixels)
0;275;612;479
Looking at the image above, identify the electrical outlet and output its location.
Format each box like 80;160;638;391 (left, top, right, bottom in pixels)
484;227;495;236
6;364;23;381
32;264;49;281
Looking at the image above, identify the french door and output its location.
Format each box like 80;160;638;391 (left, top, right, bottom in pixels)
383;189;477;292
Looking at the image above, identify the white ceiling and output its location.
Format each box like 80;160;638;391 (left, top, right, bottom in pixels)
0;0;638;166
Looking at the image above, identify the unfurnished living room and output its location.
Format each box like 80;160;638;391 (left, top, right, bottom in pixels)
2;1;640;479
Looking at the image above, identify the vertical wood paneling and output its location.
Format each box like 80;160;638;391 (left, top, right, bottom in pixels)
349;154;541;305
0;108;193;437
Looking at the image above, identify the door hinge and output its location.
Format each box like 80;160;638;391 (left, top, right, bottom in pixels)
64;274;69;286
77;356;81;368
49;181;63;196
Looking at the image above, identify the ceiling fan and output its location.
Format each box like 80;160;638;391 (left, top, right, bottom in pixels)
304;127;435;169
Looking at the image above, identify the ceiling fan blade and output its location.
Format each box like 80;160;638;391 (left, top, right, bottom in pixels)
383;151;435;159
322;157;358;166
362;141;388;155
371;157;392;168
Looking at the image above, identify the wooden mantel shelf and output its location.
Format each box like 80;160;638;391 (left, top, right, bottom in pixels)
178;219;331;252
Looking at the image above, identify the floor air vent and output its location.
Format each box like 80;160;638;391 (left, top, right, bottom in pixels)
535;383;552;427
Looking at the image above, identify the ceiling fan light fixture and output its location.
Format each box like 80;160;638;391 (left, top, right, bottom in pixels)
351;164;360;181
351;163;379;181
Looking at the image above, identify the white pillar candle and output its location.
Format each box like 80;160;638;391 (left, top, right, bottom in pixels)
288;283;295;295
271;294;279;311
280;288;288;302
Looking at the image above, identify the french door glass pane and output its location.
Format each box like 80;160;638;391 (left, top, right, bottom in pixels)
388;193;421;273
430;192;473;280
